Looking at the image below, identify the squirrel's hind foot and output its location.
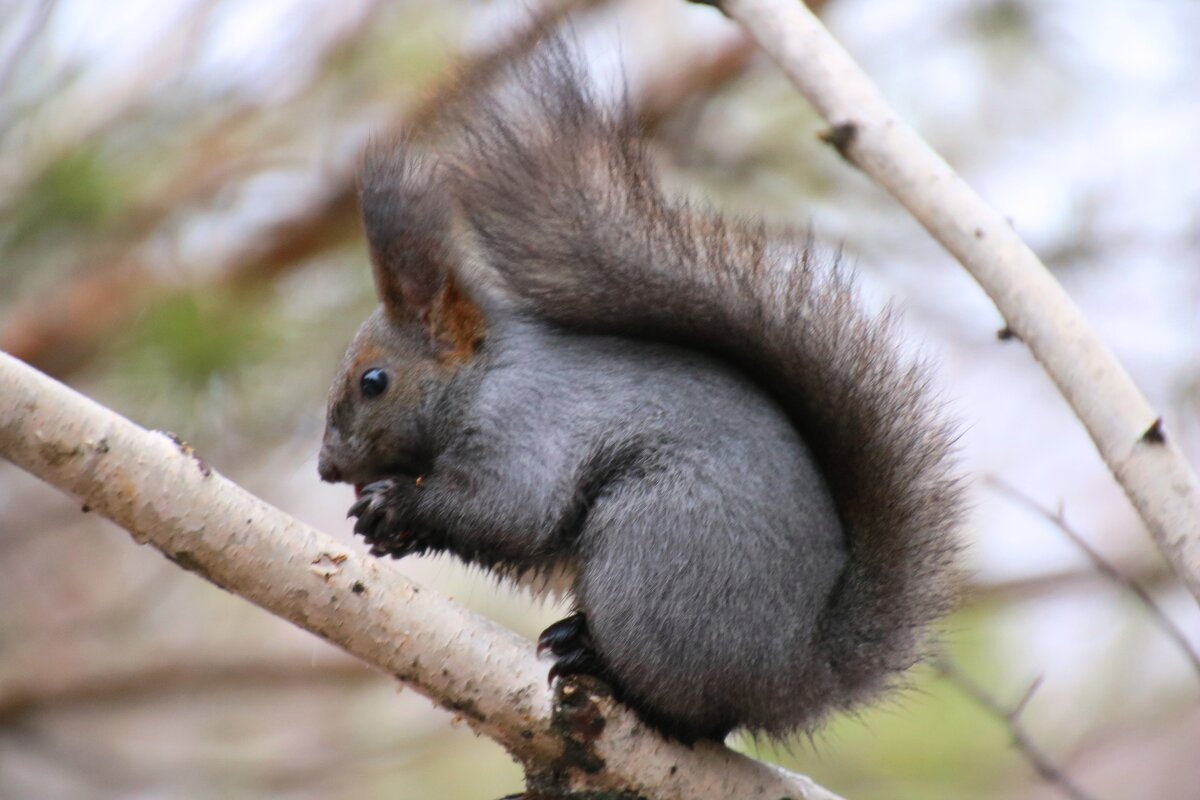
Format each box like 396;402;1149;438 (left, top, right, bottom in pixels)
536;612;730;745
537;613;609;686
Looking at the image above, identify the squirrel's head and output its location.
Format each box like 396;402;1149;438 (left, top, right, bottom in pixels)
318;141;485;489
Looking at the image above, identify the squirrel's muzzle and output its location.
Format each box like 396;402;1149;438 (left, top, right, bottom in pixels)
317;451;342;483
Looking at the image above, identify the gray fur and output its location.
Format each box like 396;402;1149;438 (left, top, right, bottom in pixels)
319;40;964;742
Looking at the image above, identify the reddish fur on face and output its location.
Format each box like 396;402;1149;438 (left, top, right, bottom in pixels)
351;343;384;373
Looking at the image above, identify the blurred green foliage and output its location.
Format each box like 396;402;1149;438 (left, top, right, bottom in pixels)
6;146;121;250
120;288;275;389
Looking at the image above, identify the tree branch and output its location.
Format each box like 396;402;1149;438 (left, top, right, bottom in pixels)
987;479;1200;680
0;350;844;799
696;0;1200;602
969;559;1174;609
0;649;374;721
936;659;1097;800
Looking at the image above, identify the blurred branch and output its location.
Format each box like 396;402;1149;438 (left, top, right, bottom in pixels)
638;37;755;129
987;478;1200;680
0;1;219;207
698;0;1200;603
969;560;1174;608
0;0;592;377
0;649;373;721
0;0;772;380
0;351;845;799
0;0;383;375
935;659;1097;800
0;0;55;103
4;720;142;794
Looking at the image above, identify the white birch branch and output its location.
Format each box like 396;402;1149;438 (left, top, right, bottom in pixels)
0;350;843;800
699;0;1200;603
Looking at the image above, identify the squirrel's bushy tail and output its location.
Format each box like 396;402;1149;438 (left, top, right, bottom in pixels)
448;42;964;722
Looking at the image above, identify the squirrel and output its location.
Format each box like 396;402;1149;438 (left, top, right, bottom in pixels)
316;40;964;744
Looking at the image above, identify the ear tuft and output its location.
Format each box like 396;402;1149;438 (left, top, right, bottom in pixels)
359;138;454;322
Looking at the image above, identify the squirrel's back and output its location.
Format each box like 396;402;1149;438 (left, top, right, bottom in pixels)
442;40;965;733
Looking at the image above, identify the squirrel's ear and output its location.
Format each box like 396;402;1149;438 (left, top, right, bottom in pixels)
360;140;448;319
359;139;486;360
426;272;486;363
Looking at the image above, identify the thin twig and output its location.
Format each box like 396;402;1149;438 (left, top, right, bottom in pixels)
970;561;1173;608
935;658;1097;800
988;478;1200;681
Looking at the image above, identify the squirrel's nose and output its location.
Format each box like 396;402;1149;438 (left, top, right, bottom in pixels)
317;452;342;483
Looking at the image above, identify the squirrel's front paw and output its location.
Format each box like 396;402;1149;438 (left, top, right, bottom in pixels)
347;477;436;558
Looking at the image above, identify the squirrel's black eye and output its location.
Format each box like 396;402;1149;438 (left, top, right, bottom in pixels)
360;368;389;399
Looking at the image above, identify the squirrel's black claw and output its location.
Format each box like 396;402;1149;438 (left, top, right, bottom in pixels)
540;613;606;687
547;648;604;686
352;512;375;537
347;495;371;519
537;612;591;658
347;478;401;540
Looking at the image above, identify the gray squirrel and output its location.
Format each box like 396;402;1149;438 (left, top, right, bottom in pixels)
316;41;964;744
